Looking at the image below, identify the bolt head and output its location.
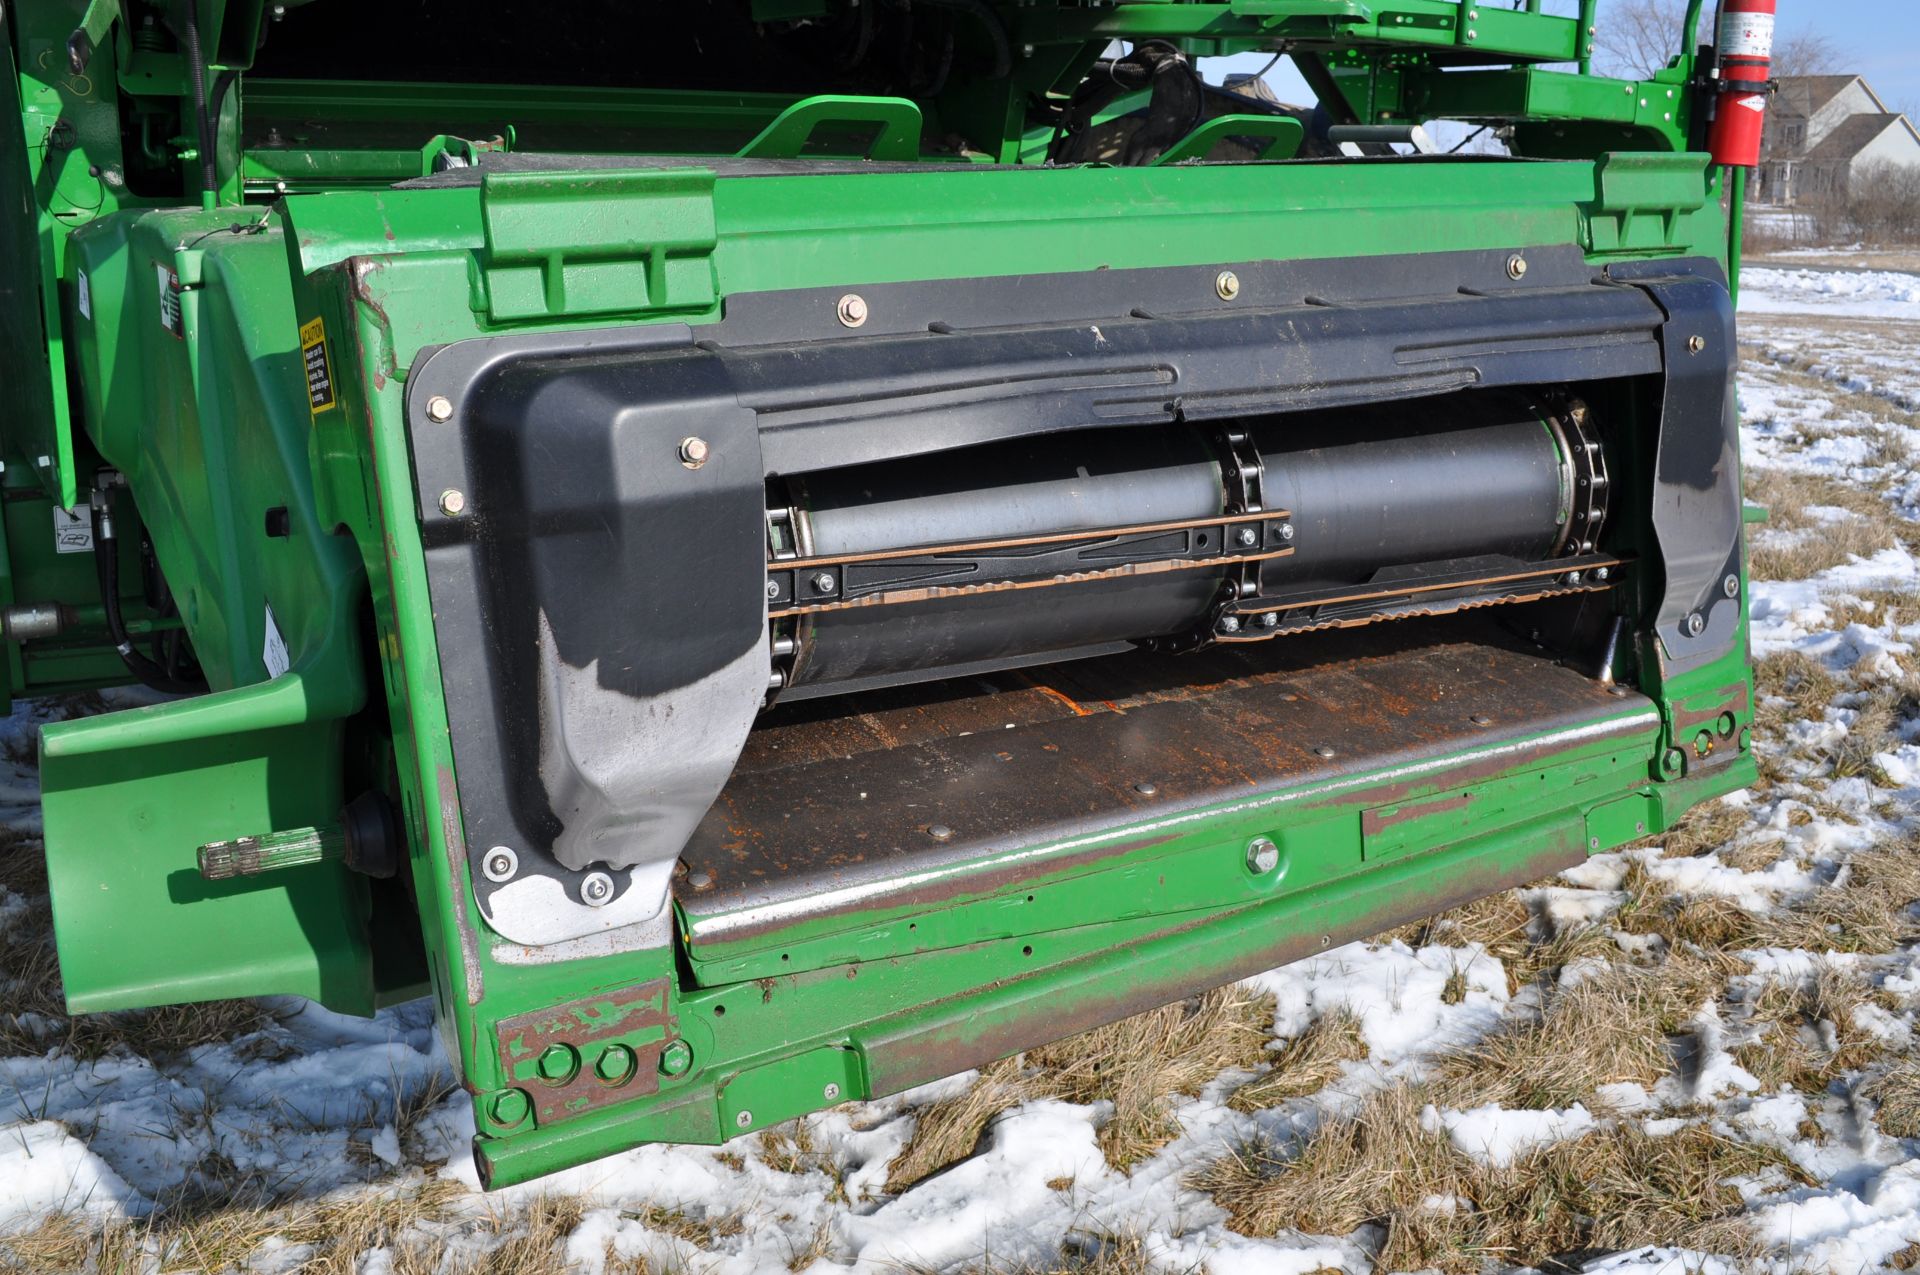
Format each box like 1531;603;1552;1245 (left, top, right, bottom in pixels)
1215;270;1241;301
1506;254;1528;280
658;1040;694;1076
1723;574;1740;599
1220;615;1242;634
1245;837;1280;875
1134;781;1159;796
679;436;710;468
1686;612;1706;637
812;572;837;594
1594;566;1610;581
482;846;519;883
1687;334;1707;354
1314;746;1337;759
736;1109;754;1129
1236;526;1258;547
581;871;614;906
1469;713;1492;726
836;294;868;328
927;824;954;841
688;870;714;890
425;394;453;423
1277;521;1295;542
823;1082;841;1100
439;489;467;517
1259;611;1280;629
766;579;781;600
1566;571;1583;585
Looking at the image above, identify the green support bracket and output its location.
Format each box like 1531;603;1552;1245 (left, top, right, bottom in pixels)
1152;114;1305;165
65;0;120;74
736;95;924;162
478;167;719;322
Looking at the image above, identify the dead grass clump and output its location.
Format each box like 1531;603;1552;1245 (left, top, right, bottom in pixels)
945;1229;1175;1275
1751;835;1920;955
1617;858;1764;954
432;1195;588;1275
1193;1084;1808;1274
622;1203;745;1248
1431;958;1717;1110
1654;798;1755;861
884;984;1276;1189
1228;1010;1369;1112
1744;467;1899;581
757;1121;849;1203
1865;1061;1920;1139
1735;963;1885;1094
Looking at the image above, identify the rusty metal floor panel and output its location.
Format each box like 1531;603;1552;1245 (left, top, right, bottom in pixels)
676;617;1651;947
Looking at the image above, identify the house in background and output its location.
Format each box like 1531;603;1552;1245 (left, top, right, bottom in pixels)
1753;75;1920;206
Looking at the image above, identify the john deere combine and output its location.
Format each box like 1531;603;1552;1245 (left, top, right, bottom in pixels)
5;0;1766;1184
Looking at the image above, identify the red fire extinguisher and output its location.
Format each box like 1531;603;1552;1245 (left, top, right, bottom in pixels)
1707;0;1777;167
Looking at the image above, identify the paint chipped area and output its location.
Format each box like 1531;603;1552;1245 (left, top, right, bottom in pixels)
3;266;1920;1271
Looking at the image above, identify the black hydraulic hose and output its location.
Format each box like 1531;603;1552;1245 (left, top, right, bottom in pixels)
90;500;207;696
911;0;1011;79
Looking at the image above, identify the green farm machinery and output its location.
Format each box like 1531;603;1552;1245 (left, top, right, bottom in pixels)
3;0;1765;1185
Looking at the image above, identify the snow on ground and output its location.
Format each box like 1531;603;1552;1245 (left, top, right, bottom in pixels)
1;263;1919;1272
1740;267;1920;319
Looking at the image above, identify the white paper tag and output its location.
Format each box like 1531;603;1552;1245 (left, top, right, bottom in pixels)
76;271;91;320
263;603;290;678
52;507;93;554
1718;11;1774;58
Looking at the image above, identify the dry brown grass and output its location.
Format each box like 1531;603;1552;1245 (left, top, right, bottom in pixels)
1743;466;1901;581
621;1202;746;1248
1866;1061;1920;1139
1735;963;1886;1094
1651;799;1756;861
884;984;1275;1190
1431;957;1718;1111
936;1229;1192;1275
1392;890;1618;1000
757;1120;849;1203
1192;1084;1810;1274
1228;1009;1369;1112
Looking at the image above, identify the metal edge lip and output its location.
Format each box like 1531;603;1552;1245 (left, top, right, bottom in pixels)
682;707;1661;940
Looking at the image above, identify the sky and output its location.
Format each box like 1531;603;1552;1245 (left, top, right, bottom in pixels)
1200;1;1920;123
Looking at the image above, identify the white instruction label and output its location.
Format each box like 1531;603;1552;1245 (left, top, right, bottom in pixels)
1718;11;1774;58
156;263;183;338
76;270;91;320
263;602;290;678
52;506;93;554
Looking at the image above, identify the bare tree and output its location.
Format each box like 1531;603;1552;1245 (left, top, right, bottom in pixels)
1593;0;1842;82
1592;0;1700;80
1769;29;1842;79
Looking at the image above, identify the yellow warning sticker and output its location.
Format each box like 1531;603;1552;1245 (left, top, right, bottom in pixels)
300;317;337;415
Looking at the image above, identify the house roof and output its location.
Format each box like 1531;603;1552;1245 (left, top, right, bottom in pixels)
1805;113;1913;162
1772;75;1881;120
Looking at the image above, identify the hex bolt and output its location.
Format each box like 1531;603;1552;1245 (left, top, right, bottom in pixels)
1506;254;1527;280
1277;521;1295;541
765;579;781;600
1236;526;1258;547
1259;611;1280;629
1722;574;1740;599
581;871;614;907
1245;836;1280;874
1685;612;1706;637
823;1082;841;1101
482;846;519;883
1566;571;1583;585
439;489;467;517
678;436;710;469
927;824;954;841
1687;334;1707;354
425;394;453;423
812;572;837;594
836;294;868;328
1594;567;1611;581
736;1110;754;1129
658;1040;694;1077
688;870;714;889
1215;270;1241;301
1220;615;1242;633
